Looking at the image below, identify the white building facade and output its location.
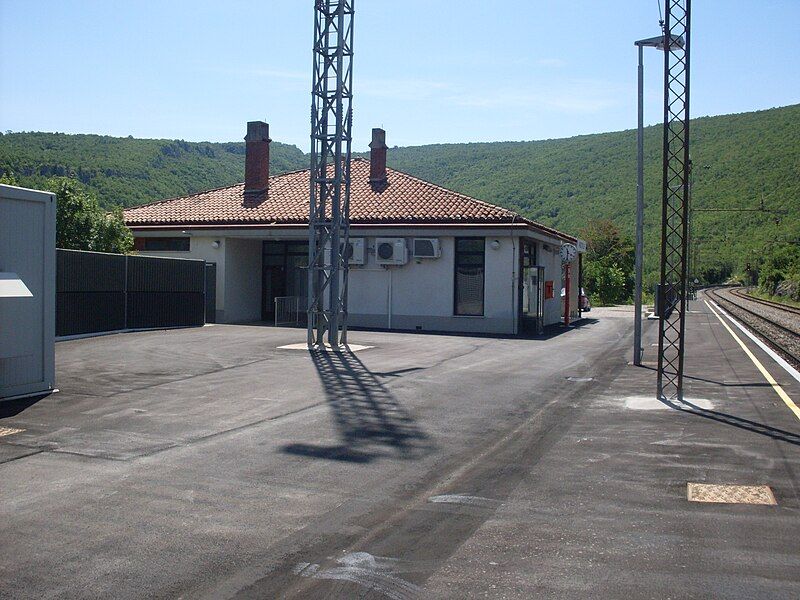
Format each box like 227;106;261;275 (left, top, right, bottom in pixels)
125;124;583;336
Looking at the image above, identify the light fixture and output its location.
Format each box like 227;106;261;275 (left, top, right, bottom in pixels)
634;34;684;50
490;239;501;250
632;32;683;367
211;240;220;249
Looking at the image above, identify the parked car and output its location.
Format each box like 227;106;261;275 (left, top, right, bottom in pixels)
580;288;591;312
560;287;591;312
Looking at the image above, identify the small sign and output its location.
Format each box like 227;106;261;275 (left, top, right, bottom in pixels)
576;239;587;253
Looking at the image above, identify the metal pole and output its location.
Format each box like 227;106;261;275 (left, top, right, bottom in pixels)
307;0;354;348
564;262;571;327
657;0;691;400
687;159;694;297
633;44;645;365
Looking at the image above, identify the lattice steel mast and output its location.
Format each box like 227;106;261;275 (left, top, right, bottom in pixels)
657;0;691;399
307;0;354;347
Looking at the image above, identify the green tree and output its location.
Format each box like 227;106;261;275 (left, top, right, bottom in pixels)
94;206;134;254
758;244;800;295
47;177;133;253
581;219;635;272
583;261;629;305
0;170;18;185
579;219;635;305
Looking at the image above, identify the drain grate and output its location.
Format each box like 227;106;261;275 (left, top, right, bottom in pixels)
0;426;25;437
687;483;776;505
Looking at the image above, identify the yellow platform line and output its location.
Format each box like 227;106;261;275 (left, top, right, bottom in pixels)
705;299;800;421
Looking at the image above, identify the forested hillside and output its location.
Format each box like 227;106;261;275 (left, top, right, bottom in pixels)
383;104;800;285
0;132;306;208
2;104;797;285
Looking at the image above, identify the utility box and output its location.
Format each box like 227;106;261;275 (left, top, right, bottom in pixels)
653;283;677;319
0;184;56;400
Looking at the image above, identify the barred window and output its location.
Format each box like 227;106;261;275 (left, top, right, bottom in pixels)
454;237;485;316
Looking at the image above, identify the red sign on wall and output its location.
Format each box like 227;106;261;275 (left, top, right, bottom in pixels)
544;280;554;299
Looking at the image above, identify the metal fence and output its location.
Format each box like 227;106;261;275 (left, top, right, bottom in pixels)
56;249;211;336
56;250;126;336
274;296;302;327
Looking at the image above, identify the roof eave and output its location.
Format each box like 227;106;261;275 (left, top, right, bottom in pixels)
126;220;575;241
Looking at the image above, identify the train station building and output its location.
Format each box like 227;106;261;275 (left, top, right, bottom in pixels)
123;123;584;335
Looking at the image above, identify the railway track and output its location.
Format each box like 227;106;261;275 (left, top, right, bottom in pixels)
706;286;800;368
729;287;800;317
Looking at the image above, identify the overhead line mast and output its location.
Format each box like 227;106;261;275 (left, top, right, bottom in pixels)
657;0;691;400
307;0;354;348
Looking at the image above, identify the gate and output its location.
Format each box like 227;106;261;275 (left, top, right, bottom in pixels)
274;296;301;327
56;249;206;336
56;249;126;336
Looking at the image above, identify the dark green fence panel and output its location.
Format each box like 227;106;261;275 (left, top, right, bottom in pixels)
56;250;126;336
56;250;206;336
125;255;205;329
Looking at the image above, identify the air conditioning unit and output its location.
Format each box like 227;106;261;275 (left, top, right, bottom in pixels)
346;238;365;265
375;238;408;266
412;238;441;259
323;238;365;266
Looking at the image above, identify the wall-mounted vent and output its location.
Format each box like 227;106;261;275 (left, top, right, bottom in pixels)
375;238;408;266
412;238;441;259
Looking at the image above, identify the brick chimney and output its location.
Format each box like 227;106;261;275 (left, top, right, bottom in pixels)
369;127;388;184
244;121;270;206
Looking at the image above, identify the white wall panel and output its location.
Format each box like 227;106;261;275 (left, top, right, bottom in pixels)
0;184;56;400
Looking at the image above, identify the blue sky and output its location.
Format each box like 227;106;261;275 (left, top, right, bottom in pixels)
1;1;798;151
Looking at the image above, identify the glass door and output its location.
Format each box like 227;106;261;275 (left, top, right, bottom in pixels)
262;241;309;322
519;241;545;334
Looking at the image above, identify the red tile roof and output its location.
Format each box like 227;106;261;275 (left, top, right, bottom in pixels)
124;158;574;241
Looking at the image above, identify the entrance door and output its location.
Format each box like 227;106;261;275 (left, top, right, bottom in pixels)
262;241;308;322
519;240;545;334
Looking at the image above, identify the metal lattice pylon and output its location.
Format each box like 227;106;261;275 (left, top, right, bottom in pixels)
657;0;691;399
307;0;354;347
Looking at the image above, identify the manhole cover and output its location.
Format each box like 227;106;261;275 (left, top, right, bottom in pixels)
0;426;25;437
687;483;776;505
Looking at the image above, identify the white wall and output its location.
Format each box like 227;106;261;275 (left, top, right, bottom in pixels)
568;257;580;320
133;227;574;331
539;241;563;326
223;238;262;323
348;235;517;334
0;184;56;399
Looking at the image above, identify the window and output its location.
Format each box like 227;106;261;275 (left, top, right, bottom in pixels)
140;237;190;251
521;241;540;317
454;237;485;316
522;241;537;269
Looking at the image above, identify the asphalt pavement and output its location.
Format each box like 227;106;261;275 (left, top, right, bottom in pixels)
1;296;798;599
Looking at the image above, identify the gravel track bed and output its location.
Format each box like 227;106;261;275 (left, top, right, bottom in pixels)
707;287;800;368
729;288;800;335
731;288;800;317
